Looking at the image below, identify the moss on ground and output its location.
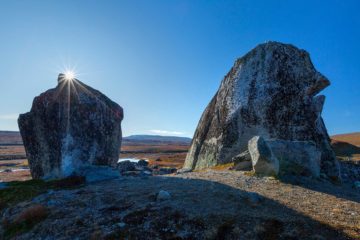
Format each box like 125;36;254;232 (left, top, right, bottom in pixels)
0;176;85;239
208;163;234;171
243;170;279;179
0;176;85;211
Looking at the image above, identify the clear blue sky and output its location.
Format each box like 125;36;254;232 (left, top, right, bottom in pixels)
0;0;359;137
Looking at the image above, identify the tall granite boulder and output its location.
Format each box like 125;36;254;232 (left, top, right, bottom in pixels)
18;73;123;179
184;41;340;180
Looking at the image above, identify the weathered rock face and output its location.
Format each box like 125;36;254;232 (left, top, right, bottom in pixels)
18;74;123;179
184;41;340;180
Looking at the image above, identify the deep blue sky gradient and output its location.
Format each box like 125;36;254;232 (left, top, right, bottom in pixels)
0;0;359;137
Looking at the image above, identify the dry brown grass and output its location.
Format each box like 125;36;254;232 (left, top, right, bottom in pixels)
14;204;48;224
120;143;189;169
3;204;48;239
210;163;234;171
0;145;25;155
121;152;187;169
332;132;360;147
0;170;31;182
0;159;28;169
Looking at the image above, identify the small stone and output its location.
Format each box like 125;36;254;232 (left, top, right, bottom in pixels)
157;190;171;201
246;192;263;205
158;168;177;175
138;159;149;167
232;150;251;164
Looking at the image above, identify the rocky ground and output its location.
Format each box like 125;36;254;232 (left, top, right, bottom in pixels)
1;169;359;240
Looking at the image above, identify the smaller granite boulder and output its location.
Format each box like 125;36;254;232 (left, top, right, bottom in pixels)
248;136;279;176
117;161;136;173
232;150;251;164
232;150;252;171
117;160;154;177
138;159;149;167
268;140;321;177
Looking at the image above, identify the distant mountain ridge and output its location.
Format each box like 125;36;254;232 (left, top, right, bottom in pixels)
0;131;191;145
2;130;359;147
123;135;191;144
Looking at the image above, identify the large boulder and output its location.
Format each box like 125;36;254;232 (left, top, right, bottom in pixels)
184;41;340;180
18;73;123;179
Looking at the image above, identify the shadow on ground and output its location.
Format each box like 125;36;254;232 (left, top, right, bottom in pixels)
279;167;360;203
2;174;357;239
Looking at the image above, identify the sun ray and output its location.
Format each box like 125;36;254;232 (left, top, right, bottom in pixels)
72;80;120;117
53;80;67;100
70;79;80;101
